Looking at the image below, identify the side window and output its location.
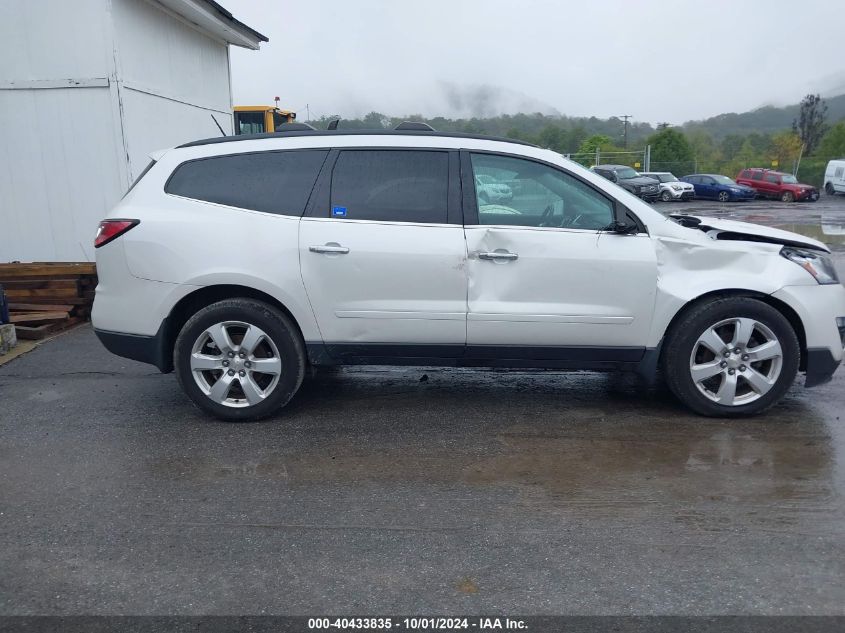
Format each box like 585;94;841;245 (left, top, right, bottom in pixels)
740;170;751;178
686;176;699;184
470;153;614;230
234;111;265;135
751;171;764;181
330;150;449;223
765;174;780;184
834;166;844;179
165;150;328;216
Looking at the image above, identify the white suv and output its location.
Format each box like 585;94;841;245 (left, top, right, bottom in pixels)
640;171;696;202
92;127;845;421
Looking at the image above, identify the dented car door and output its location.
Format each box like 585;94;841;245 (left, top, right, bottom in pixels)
462;151;658;360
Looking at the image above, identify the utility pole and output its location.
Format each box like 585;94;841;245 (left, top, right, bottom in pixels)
619;115;632;149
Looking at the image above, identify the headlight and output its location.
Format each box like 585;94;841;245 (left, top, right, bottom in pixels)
781;246;840;285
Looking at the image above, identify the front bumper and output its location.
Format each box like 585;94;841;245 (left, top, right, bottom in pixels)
797;189;820;201
662;187;695;200
771;284;845;387
805;348;840;387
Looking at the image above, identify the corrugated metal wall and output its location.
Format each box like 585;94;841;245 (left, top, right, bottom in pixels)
0;0;235;262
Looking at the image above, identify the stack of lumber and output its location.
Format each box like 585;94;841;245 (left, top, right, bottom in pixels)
0;263;97;339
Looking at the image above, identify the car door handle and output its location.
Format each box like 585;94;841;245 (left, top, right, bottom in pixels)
478;251;518;261
309;244;349;254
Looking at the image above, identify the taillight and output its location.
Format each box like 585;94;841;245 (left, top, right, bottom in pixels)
95;219;139;248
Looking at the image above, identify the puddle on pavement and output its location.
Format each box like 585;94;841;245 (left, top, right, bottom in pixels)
150;385;840;534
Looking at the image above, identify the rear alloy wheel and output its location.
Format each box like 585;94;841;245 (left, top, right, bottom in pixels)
717;191;730;202
663;297;799;417
781;191;795;203
661;190;673;202
826;182;836;196
175;299;305;421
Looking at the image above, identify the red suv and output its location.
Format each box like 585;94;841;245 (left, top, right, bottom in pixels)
736;168;819;203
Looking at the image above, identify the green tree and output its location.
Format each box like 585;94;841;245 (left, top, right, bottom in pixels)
792;94;828;154
536;125;568;153
770;131;803;170
578;134;618;154
818;121;845;158
646;128;694;173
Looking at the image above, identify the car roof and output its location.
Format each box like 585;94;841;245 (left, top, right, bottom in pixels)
594;164;632;170
178;129;539;150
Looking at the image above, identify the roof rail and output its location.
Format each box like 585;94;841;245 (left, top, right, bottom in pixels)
274;122;315;132
177;129;539;149
395;121;434;131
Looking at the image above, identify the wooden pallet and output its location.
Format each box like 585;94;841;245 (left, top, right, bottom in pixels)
0;262;97;338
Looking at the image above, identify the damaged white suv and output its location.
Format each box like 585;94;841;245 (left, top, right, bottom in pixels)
92;126;845;421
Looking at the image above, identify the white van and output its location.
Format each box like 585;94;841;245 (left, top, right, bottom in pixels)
824;159;845;195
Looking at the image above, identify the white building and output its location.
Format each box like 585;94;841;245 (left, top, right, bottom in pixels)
0;0;266;262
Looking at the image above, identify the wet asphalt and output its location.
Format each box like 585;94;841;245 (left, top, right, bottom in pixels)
2;196;845;615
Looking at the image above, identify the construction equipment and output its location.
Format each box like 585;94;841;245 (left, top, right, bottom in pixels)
233;105;296;134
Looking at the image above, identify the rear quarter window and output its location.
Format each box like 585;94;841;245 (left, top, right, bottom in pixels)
165;149;328;216
752;171;764;181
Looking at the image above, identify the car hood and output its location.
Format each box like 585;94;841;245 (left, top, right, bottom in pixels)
665;214;829;252
622;176;659;186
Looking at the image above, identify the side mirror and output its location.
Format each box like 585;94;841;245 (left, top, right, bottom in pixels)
606;220;639;235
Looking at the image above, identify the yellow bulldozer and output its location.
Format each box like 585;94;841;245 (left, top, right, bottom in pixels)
233;105;296;135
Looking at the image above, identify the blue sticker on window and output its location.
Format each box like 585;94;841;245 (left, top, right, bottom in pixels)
332;206;347;217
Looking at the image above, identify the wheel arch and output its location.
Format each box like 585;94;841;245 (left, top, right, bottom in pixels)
161;284;308;372
659;289;807;370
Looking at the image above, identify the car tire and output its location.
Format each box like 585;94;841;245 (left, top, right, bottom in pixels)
826;182;836;196
662;297;799;417
717;191;730;202
661;190;673;202
781;191;795;203
174;298;306;421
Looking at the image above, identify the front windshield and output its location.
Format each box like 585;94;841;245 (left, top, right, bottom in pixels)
711;175;736;185
616;168;639;179
781;174;798;184
656;174;678;183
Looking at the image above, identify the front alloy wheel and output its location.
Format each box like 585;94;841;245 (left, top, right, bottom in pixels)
689;318;782;406
663;297;799;417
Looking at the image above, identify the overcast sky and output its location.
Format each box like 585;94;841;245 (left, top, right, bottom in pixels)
227;0;844;125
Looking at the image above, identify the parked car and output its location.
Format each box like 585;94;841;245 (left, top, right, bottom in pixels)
591;165;660;201
736;168;819;203
93;127;845;421
681;174;756;202
640;172;695;202
823;159;845;196
475;173;513;203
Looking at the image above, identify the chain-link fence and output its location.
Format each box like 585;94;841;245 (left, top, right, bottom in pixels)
564;149;648;170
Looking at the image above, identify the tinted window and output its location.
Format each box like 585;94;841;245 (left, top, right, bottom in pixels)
330;150;448;223
235;111;265;134
752;171;764;181
765;174;780;184
166;150;327;215
471;153;614;230
740;170;751;178
685;176;699;184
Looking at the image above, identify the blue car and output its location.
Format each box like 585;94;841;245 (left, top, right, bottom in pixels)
681;174;757;202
